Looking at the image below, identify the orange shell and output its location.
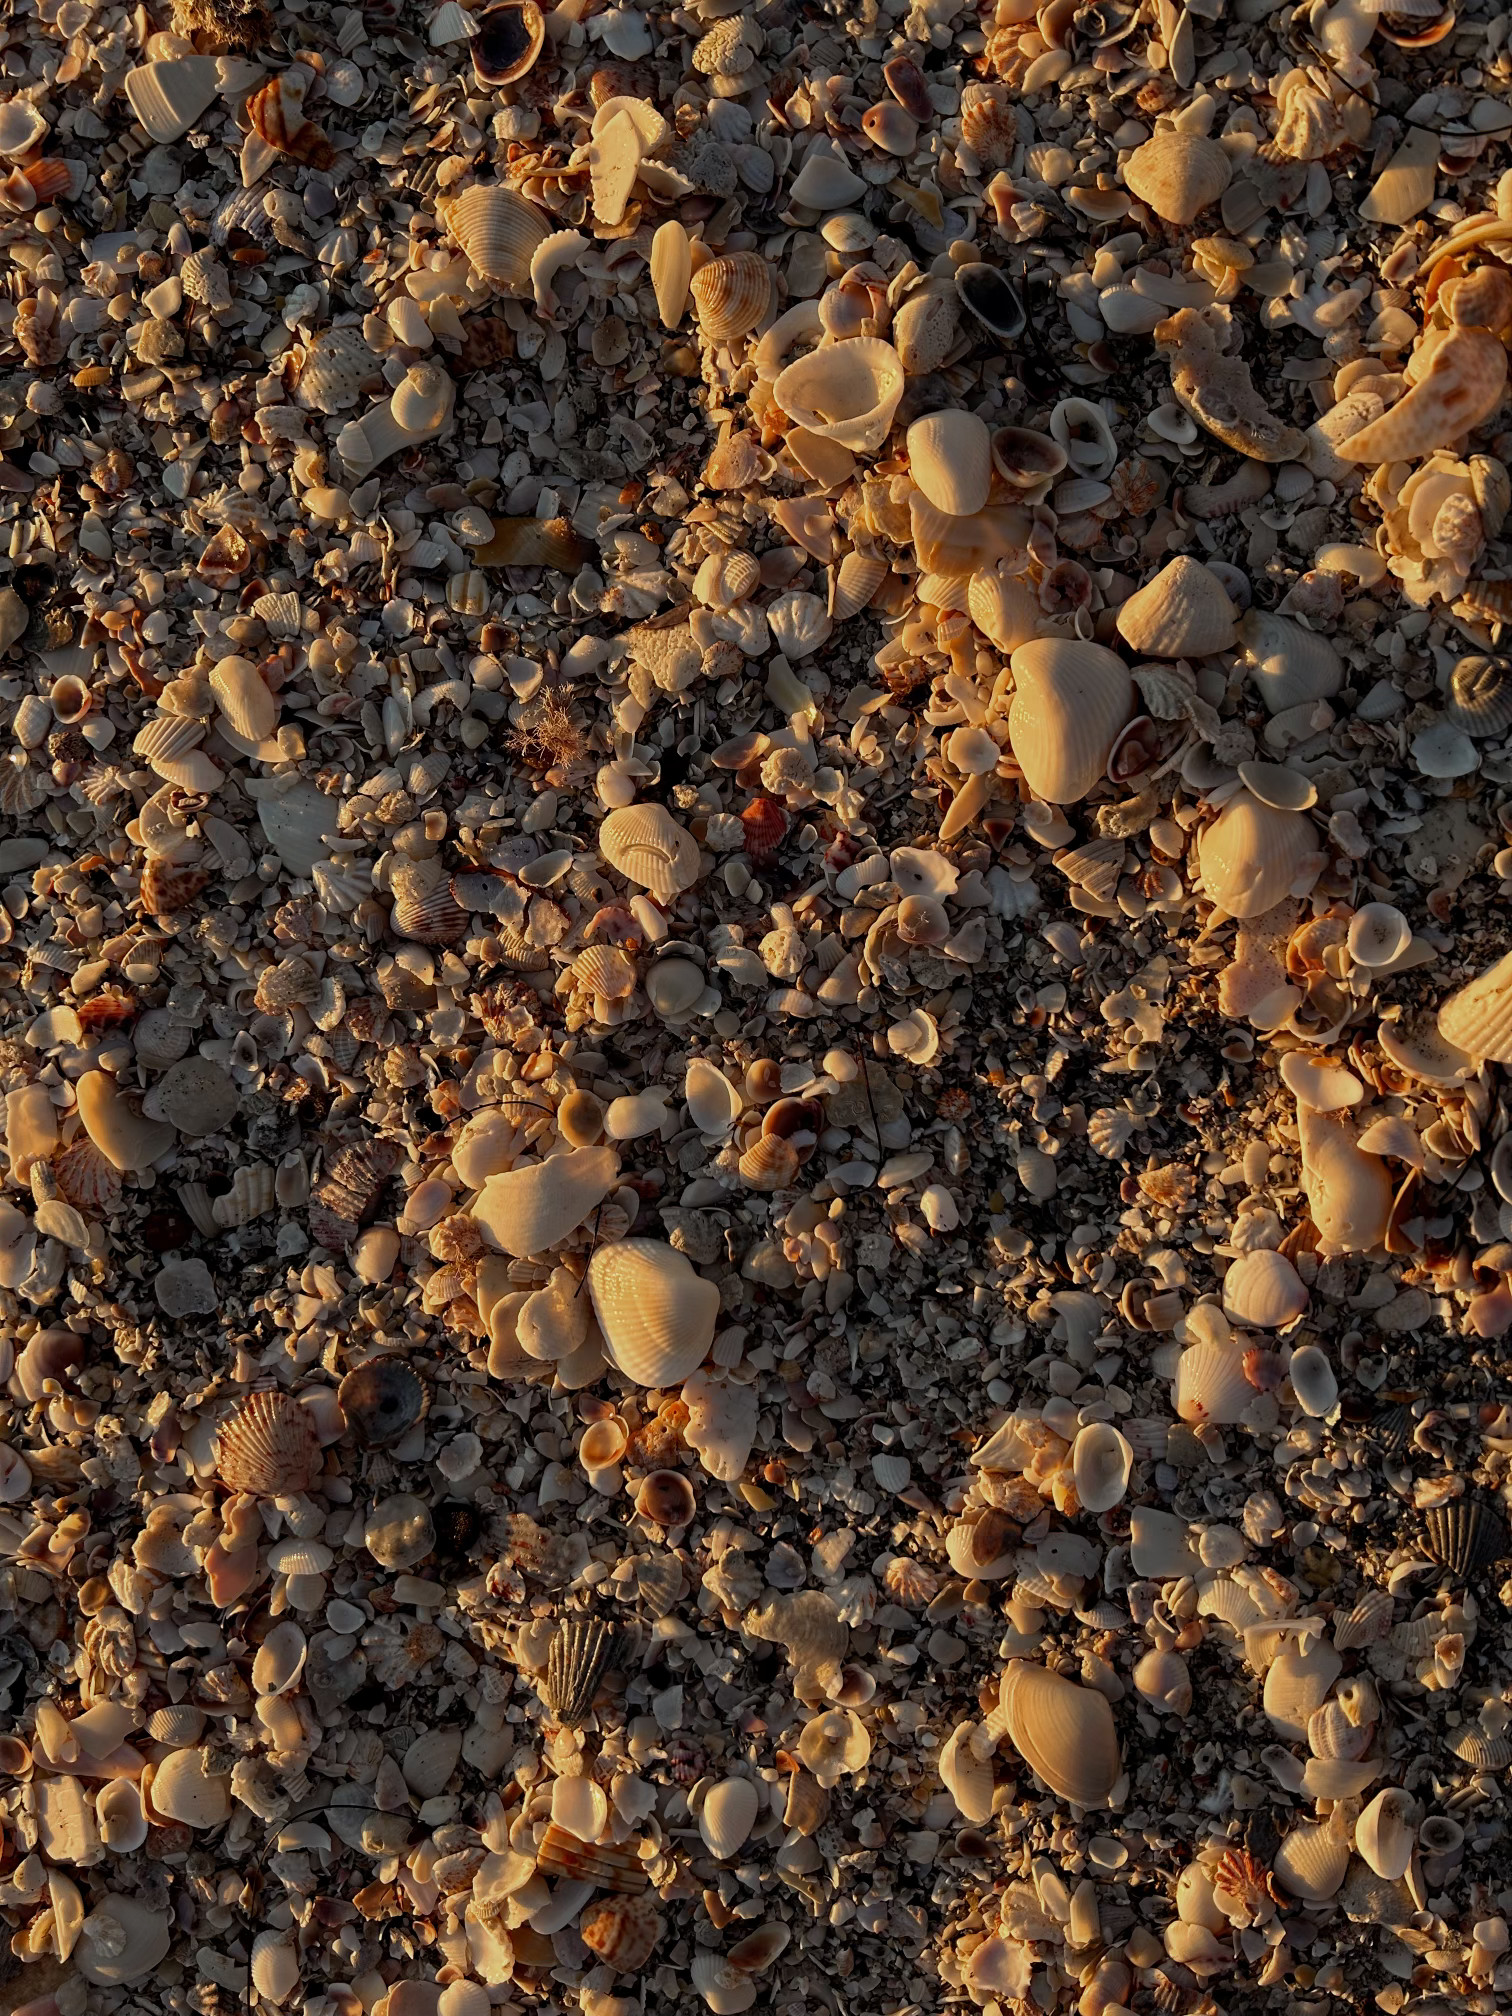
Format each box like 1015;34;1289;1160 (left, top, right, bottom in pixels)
579;1894;662;1972
739;796;787;866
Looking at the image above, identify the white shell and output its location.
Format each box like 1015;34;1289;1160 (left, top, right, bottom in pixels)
1356;1787;1415;1881
587;1238;720;1386
906;409;992;516
96;1780;149;1854
1263;1634;1340;1742
1272;1817;1349;1902
1172;1338;1252;1425
1438;948;1512;1063
210;655;278;742
1007;638;1133;804
1221;1249;1307;1328
968;565;1041;652
599;803;702;899
699;1777;760;1859
1237;608;1343;713
1196;789;1315;917
1070;1421;1133;1513
938;1721;996;1823
685;1058;743;1137
149;1747;231;1829
773;337;905;453
470;1145;620;1258
1298;1105;1392;1254
442;184;552;293
1288;1343;1338;1417
1115;555;1238;657
998;1659;1122;1808
124;57;220;144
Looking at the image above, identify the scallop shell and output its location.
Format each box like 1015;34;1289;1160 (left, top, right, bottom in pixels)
738;1133;799;1191
1070;1421;1133;1513
1007;638;1134;804
1334;1587;1394;1650
441;184;552;293
1115;555;1238;657
542;1616;620;1723
216;1390;321;1496
998;1659;1122;1808
772;337;905;453
1445;653;1512;734
1124;129;1232;225
209;655;277;742
1272;1817;1349;1901
579;1894;662;1974
1196;790;1315;917
124;57;220;145
52;1137;122;1215
536;1820;647;1892
1221;1248;1308;1328
968;565;1040;651
1438;949;1512;1063
598;802;701;899
689;251;772;343
471;1144;620;1258
1172;1339;1253;1425
1422;1497;1511;1577
1236;609;1343;713
587;1238;720;1386
907;409;992;517
337;1358;427;1448
571;944;637;1000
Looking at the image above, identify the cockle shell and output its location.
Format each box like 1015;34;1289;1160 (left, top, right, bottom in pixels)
1133;1648;1192;1716
441;184;552;293
587;1238;719;1386
699;1777;760;1859
1438;949;1512;1062
690;251;772;343
998;1659;1122;1807
1115;555;1238;657
651;219;692;329
1123;130;1232;225
1356;1788;1415;1880
907;409;992;517
471;1145;619;1258
1236;609;1342;712
1070;1422;1133;1513
1422;1497;1510;1577
830;550;889;620
598;803;701;899
1446;653;1512;734
772;338;905;453
1222;1249;1308;1328
1298;1106;1392;1254
1196;790;1315;917
1007;638;1133;804
968;565;1040;651
542;1616;620;1723
1272;1816;1350;1901
210;655;277;742
216;1390;321;1496
580;1895;662;1973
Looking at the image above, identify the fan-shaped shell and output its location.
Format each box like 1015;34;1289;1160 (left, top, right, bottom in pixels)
124;57;220;145
442;184;552;293
699;1777;759;1859
1124;130;1232;225
1115;555;1238;657
580;1894;662;1973
1196;789;1315;917
652;219;692;329
690;251;772;342
572;944;637;1000
471;1144;619;1258
337;1358;427;1448
1221;1248;1308;1328
1007;638;1133;804
1422;1497;1510;1577
998;1659;1122;1808
598;803;701;898
1299;1106;1392;1254
587;1238;720;1386
772;337;905;453
1438;949;1512;1063
1272;1817;1349;1901
216;1390;322;1496
1445;653;1512;735
1236;608;1343;713
830;549;888;619
968;565;1040;651
542;1617;620;1723
1172;1338;1253;1425
907;409;992;517
52;1136;122;1215
1070;1421;1133;1513
212;1164;277;1229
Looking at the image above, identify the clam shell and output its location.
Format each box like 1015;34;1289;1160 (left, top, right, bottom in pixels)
542;1616;620;1723
598;802;701;898
893;288;959;375
124;56;220;145
587;1238;720;1386
1446;653;1512;734
1221;1248;1308;1328
690;250;773;343
1347;902;1412;968
772;337;905;453
536;1819;647;1892
1007;638;1133;804
470;1144;619;1258
651;219;692;330
216;1390;321;1496
954;261;1026;341
991;425;1068;488
699;1776;759;1859
1422;1497;1510;1577
211;1164;276;1229
1124;130;1232;225
830;550;888;620
579;1894;662;1973
1172;1339;1253;1425
1115;555;1237;657
1263;1634;1341;1743
1069;1421;1133;1513
209;655;277;743
441;184;552;293
1196;789;1315;917
470;0;545;84
1356;1788;1415;1880
77;1069;176;1174
1438;949;1512;1063
998;1659;1122;1808
1272;1817;1349;1901
1237;608;1343;713
1448;1723;1512;1769
907;409;992;517
636;1468;696;1527
1299;1105;1394;1254
337;1358;427;1448
96;1780;149;1854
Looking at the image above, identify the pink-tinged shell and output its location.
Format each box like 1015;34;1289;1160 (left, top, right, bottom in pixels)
579;1894;663;1972
1339;326;1507;464
689;251;772;343
215;1390;321;1496
52;1137;123;1215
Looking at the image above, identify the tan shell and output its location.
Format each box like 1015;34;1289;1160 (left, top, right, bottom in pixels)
124;57;220;145
830;550;888;620
1115;556;1238;657
216;1389;321;1496
968;565;1040;651
1172;1338;1253;1425
906;409;992;517
1298;1106;1393;1254
1338;326;1507;465
1221;1248;1308;1328
1272;1816;1349;1902
474;515;589;569
441;184;552;293
210;655;278;742
1195;790;1315;917
1124;130;1232;225
470;1144;619;1258
580;1895;663;1973
598;803;701;899
998;1659;1122;1807
690;251;773;342
587;1238;720;1386
1437;948;1512;1061
1007;638;1133;804
651;219;692;330
77;1069;176;1173
1236;609;1342;713
738;1133;799;1191
893;288;959;375
772;338;905;453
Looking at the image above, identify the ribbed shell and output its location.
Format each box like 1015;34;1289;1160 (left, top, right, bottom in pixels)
579;1894;663;1973
1115;555;1238;657
1124;130;1232;225
211;1164;276;1228
598;803;701;898
1446;653;1512;735
442;184;552;293
571;944;637;1000
1438;949;1512;1063
690;251;773;342
536;1820;647;1892
968;565;1040;651
1007;638;1133;804
907;410;992;517
1196;790;1315;917
1237;609;1343;713
216;1390;321;1496
1422;1497;1511;1578
830;550;888;620
52;1137;122;1215
314;1139;400;1224
1172;1339;1253;1425
1272;1817;1349;1901
998;1659;1122;1807
587;1238;720;1386
542;1616;620;1723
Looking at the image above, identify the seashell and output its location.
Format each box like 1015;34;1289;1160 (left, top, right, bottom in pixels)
441;184;552;294
727;1925;791;1976
217;1390;321;1496
691;1955;756;2015
97;1779;149;1854
1007;638;1133;804
209;654;277;742
830;550;888;620
782;1766;829;1836
1356;1788;1415;1880
968;564;1040;651
295;326;379;416
634;1553;684;1618
1272;1815;1349;1901
579;1415;629;1471
690;251;773;343
391;875;469;946
542;1616;621;1723
1236;759;1315;817
1156;306;1307;462
212;1164;276;1229
1348;903;1412;967
315;1138;401;1226
1288;1343;1338;1416
651;219;692;329
587;1238;720;1386
1448;1723;1512;1769
77;1069;176;1173
246;70;334;169
998;1659;1122;1808
1334;1588;1394;1651
1438;950;1512;1063
76;1893;170;1985
1133;1647;1192;1716
580;1894;662;1974
1050;398;1118;480
1115;555;1237;657
530;229;587;318
907;410;993;517
471;1145;619;1258
124;57;221;145
893;288;959;375
250;1932;299;2006
473;514;588;569
1196;790;1315;917
1299;1106;1393;1254
1173;1339;1253;1424
338;1358;427;1448
790;144;866;209
739;1133;799;1191
1339;326;1507;464
645;957;706;1020
797;1706;871;1781
1070;1422;1133;1513
536;1819;647;1892
1124;130;1232;225
1236;608;1342;713
910;495;1028;576
739;796;787;865
1445;653;1512;735
598;802;701;899
699;1777;759;1859
990;426;1069;492
1263;1634;1341;1742
253;1619;308;1696
1222;1249;1307;1328
635;1468;696;1527
150;1746;231;1829
1422;1497;1510;1578
470;0;545;85
772;338;905;453
53;1137;122;1216
572;944;637;1000
954;262;1026;342
589;108;642;228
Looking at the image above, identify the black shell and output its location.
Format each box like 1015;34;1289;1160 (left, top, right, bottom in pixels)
470;0;544;85
338;1358;428;1449
1422;1497;1511;1578
954;262;1026;343
542;1617;620;1724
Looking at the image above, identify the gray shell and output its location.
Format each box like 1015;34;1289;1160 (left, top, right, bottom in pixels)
542;1617;620;1723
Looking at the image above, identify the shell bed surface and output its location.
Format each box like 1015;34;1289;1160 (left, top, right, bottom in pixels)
11;0;1512;2011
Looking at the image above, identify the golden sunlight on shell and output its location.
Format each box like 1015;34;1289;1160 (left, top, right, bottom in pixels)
1114;555;1238;657
1006;638;1133;804
998;1660;1122;1808
586;1238;720;1386
1195;790;1315;917
1123;130;1232;225
216;1390;321;1496
772;338;905;453
1437;948;1512;1062
598;803;702;899
906;409;992;517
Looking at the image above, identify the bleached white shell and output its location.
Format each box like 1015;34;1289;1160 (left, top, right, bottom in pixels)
968;565;1040;652
551;1773;610;1843
699;1777;760;1859
907;409;992;517
1172;1339;1252;1425
442;184;552;293
1288;1343;1338;1417
773;338;905;453
1237;608;1343;714
1348;902;1412;968
1298;1105;1392;1254
251;1932;300;2006
1355;1787;1415;1881
1070;1421;1133;1513
599;803;701;899
685;1058;743;1137
1221;1248;1307;1328
998;1659;1122;1808
96;1780;149;1854
1133;1647;1192;1716
1007;638;1133;804
124;57;220;144
470;1144;619;1258
587;1238;720;1386
1438;948;1512;1063
150;1747;231;1829
1263;1635;1341;1742
1196;789;1315;917
651;218;692;329
1115;555;1238;657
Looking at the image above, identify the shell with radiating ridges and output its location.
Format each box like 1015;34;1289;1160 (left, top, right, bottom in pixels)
536;1820;647;1892
690;251;772;343
1272;1816;1349;1901
541;1616;620;1723
579;1894;663;1973
216;1390;321;1496
968;565;1040;651
52;1137;123;1215
907;410;993;517
998;1659;1122;1807
441;184;552;293
1438;949;1512;1063
1237;608;1343;713
1006;638;1133;804
772;338;906;454
1115;555;1238;657
1445;654;1512;735
598;802;701;899
1422;1497;1511;1578
1124;129;1232;225
1221;1248;1308;1328
830;550;888;620
1172;1339;1253;1425
210;655;278;743
587;1238;720;1386
212;1164;276;1229
337;1358;428;1448
1196;789;1315;917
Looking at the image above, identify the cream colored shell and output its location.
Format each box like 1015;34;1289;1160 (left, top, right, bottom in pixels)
1195;789;1315;917
906;409;992;517
470;1144;620;1258
998;1659;1122;1808
1124;130;1232;225
1438;948;1512;1062
441;184;552;293
598;803;701;899
772;338;905;453
1006;638;1133;804
1115;555;1238;657
586;1238;720;1386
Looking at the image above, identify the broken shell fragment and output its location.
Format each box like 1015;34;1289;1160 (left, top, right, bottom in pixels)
1438;950;1512;1062
772;338;905;453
